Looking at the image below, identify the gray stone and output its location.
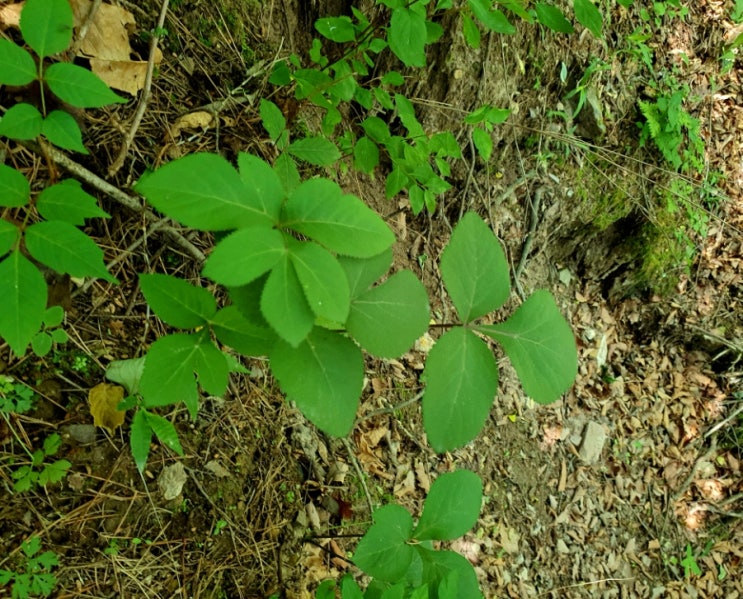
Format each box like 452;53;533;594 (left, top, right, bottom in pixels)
60;423;97;445
579;421;607;464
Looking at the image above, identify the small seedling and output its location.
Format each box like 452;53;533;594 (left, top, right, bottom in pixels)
0;537;59;599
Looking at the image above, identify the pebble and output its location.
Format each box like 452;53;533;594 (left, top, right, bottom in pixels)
579;421;607;464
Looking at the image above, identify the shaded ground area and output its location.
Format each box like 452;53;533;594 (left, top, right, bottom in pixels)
1;0;741;598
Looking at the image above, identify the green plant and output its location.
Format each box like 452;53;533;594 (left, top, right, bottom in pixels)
0;537;59;598
0;376;36;414
8;433;71;493
680;543;702;578
0;0;124;357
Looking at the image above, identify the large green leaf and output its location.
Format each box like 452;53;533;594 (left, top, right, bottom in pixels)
353;504;415;581
139;273;217;329
413;470;482;541
0;251;46;356
422;327;497;452
45;63;126;108
287;136;341;167
0;163;30;207
140;332;228;418
20;0;73;58
388;7;427;67
283;179;394;257
338;247;393;299
203;226;285;286
135;153;273;231
346;270;429;358
315;16;357;42
270;328;363;436
0;103;43;140
440;212;509;323
211;306;276;356
475;290;577;404
41;110;88;153
535;3;575;33
289;241;350;323
417;549;482;598
25;221;116;282
574;0;602;38
0;220;18;256
228;275;270;326
0;39;36;85
36;179;109;225
260;255;315;346
467;0;515;33
237;152;284;223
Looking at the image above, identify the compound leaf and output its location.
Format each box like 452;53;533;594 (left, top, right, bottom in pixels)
0;251;46;356
346;270;429;358
0;39;36;85
354;504;415;582
0;163;30;207
290;241;350;323
260;254;315;346
0;103;43;140
287;136;341;166
135;153;273;231
211;305;276;356
413;470;482;541
203;226;285;287
440;212;509;323
270;327;363;437
25;220;116;282
36;179;109;225
475;290;577;404
45;63;126;107
283;179;394;257
20;0;73;57
422;327;497;452
41;110;88;153
338;247;393;299
388;7;427;67
139;273;217;329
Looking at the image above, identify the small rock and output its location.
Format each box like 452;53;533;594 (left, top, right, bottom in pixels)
158;462;188;500
60;423;97;445
579;421;607;464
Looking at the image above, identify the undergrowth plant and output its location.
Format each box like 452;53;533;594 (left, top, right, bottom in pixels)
0;537;59;599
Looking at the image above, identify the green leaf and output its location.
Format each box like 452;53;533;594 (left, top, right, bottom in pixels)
316;16;356;42
440;212;509;323
395;93;425;138
0;39;36;85
41;110;89;153
20;0;73;58
283;179;395;257
143;411;183;455
422;327;498;452
0;102;43;140
139;273;217;328
36;179;109;225
340;576;364;599
51;328;68;344
535;3;575;33
130;410;152;473
45;63;126;107
287;136;341;167
354;504;415;581
467;0;516;34
347;270;429;358
0;252;46;356
338;247;393;299
361;116;392;144
0;163;30;207
353;136;380;174
472;127;492;162
328;60;357;103
106;357;146;395
462;13;481;48
0;219;18;256
211;306;276;356
135;153;274;230
237;152;284;223
475;290;577;404
260;254;315;346
388;7;427;67
289;241;350;322
228;275;270;326
274;153;301;194
43;305;64;327
203;227;285;287
260;99;286;142
574;0;602;38
140;332;228;418
417;549;482;598
32;332;53;356
25;220;115;282
413;470;482;541
270;327;363;436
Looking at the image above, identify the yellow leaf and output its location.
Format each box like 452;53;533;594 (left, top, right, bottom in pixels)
88;383;126;434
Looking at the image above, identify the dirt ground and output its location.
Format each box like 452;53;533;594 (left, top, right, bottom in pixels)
1;0;741;598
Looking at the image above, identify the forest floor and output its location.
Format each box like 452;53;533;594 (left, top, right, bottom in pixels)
0;0;742;598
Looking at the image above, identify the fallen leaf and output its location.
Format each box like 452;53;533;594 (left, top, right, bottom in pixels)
88;382;126;434
157;462;188;500
0;3;22;29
